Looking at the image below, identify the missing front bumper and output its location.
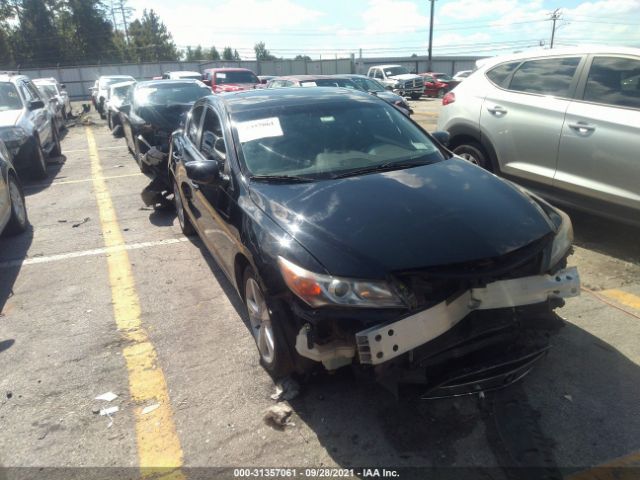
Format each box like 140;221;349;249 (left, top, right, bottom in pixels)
355;266;579;365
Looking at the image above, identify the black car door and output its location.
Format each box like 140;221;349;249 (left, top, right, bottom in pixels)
188;106;236;277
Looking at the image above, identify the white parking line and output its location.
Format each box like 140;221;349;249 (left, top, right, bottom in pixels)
0;237;189;269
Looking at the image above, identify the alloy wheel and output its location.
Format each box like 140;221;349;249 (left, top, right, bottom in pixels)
245;277;275;364
458;152;479;165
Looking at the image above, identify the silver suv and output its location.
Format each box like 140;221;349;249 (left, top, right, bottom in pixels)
437;46;640;225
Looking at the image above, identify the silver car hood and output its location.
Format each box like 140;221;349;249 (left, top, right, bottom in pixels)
0;109;22;127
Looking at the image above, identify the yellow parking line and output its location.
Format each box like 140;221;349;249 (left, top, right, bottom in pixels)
566;450;640;479
86;127;184;477
600;289;640;312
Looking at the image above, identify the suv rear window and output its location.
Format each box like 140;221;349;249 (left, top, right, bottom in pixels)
486;61;520;88
509;57;581;98
583;56;640;109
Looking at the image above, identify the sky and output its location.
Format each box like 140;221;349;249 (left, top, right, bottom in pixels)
126;0;640;59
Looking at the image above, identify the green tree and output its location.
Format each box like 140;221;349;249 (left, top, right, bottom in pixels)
128;9;178;62
294;54;311;61
254;41;275;61
207;46;220;60
5;0;63;65
183;45;203;61
233;49;240;60
222;46;233;60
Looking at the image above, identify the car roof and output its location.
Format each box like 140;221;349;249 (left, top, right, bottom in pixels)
110;80;136;89
32;77;59;84
478;45;640;70
370;65;403;69
168;71;201;76
135;79;204;88
204;68;254;72
0;74;28;83
208;87;378;114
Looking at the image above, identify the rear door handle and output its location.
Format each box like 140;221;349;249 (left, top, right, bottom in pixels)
568;122;595;135
487;105;507;116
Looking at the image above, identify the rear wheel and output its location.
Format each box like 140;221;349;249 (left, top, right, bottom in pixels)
172;179;195;235
453;142;492;171
3;173;28;235
243;266;293;377
49;127;61;158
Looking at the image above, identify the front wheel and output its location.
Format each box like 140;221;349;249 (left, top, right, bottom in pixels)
172;179;195;235
243;267;293;377
29;136;47;180
453;142;492;171
49;127;61;158
410;92;422;100
3;173;28;236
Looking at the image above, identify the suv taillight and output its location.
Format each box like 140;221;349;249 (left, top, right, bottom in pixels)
442;92;455;106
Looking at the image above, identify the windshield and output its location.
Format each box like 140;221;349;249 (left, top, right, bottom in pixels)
216;71;258;84
111;85;133;103
235;99;444;180
434;73;454;81
300;78;358;89
384;66;410;76
0;82;23;111
134;83;210;106
351;77;385;92
100;77;134;89
37;84;59;98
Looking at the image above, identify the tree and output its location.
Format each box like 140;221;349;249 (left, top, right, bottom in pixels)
183;45;203;61
294;54;311;61
128;8;179;62
254;41;275;61
207;46;220;60
222;46;234;60
233;49;240;60
6;0;63;65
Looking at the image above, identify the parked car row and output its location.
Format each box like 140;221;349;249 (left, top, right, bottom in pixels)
97;75;580;396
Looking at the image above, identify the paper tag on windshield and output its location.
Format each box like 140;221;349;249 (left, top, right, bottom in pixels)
216;72;226;79
301;82;317;87
236;117;283;143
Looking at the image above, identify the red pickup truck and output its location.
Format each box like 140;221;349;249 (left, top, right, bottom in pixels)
202;68;260;93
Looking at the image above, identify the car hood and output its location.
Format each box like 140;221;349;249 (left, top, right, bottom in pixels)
135;103;193;131
389;73;422;81
248;158;554;278
374;91;405;103
0;109;22;127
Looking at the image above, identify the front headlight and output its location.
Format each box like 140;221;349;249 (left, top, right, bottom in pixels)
548;208;573;268
0;127;28;143
393;81;403;89
278;257;405;308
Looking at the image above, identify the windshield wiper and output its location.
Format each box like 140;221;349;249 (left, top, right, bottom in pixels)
250;174;316;183
331;159;433;179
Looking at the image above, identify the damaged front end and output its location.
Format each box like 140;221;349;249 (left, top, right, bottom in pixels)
286;233;579;397
137;131;172;208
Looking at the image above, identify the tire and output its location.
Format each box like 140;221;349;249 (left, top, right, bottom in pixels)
107;112;113;131
29;136;48;180
453;142;492;171
437;89;445;99
410;92;421;100
49;127;61;158
3;173;28;236
243;266;294;378
172;179;195;236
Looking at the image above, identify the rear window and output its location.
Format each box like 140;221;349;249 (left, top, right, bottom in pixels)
485;61;520;88
583;56;640;109
509;57;581;97
215;71;258;84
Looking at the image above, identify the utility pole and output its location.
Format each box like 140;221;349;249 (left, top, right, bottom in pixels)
549;8;562;49
427;0;435;71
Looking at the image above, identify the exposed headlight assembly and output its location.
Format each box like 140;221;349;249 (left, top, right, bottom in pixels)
0;127;28;143
278;257;405;308
548;208;573;268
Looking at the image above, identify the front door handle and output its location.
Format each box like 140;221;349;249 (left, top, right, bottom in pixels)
568;122;595;135
487;105;507;116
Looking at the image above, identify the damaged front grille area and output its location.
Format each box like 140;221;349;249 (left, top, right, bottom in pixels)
395;235;552;309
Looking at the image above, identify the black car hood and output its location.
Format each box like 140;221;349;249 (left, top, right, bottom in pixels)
374;91;405;104
248;158;554;278
135;103;192;131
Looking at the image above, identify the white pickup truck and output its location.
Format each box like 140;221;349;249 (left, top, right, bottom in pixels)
367;64;424;99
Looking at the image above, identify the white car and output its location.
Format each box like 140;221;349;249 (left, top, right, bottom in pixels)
93;75;135;118
452;70;473;82
33;78;70;118
437;46;640;225
161;71;202;80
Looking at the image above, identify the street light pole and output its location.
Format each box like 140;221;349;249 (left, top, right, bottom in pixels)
428;0;435;71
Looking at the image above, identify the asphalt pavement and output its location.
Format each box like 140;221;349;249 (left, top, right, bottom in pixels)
0;100;639;480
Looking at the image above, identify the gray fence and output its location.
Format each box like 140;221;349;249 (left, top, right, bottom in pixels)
12;55;484;100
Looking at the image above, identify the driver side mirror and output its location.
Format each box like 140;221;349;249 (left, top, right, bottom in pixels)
60;84;66;89
28;99;45;110
185;160;221;185
431;131;450;147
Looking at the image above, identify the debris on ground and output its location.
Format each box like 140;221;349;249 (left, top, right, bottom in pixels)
95;392;118;402
270;377;300;401
141;403;160;415
564;394;573;402
263;404;294;429
72;217;90;228
99;406;119;416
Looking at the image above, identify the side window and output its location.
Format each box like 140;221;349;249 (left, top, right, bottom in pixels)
18;82;35;102
485;61;520;88
375;70;384;80
200;108;228;169
367;70;374;78
187;105;204;144
509;57;581;98
583;56;640;109
25;81;42;100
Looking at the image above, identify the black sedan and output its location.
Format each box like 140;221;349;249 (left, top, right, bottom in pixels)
121;80;210;172
169;88;579;395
